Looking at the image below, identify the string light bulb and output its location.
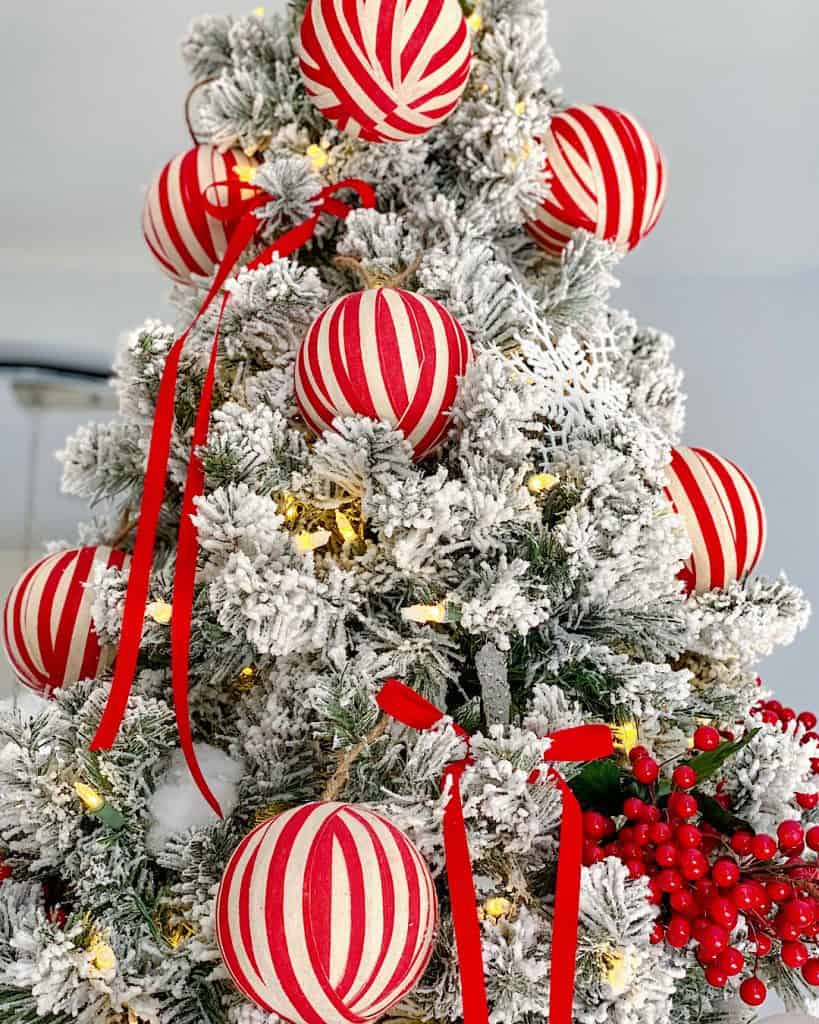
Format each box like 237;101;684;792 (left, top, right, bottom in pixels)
295;529;331;553
252;6;265;16
74;781;104;813
306;143;329;170
73;781;125;830
600;947;631;996
467;10;483;30
232;163;258;185
514;101;526;116
401;602;447;624
611;721;640;758
232;665;257;693
89;939;116;972
484;895;513;919
335;509;358;543
527;472;559;495
147;600;172;624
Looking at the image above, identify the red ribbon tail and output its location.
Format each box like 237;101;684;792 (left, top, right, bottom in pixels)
90;211;261;753
89;330;191;750
170;294;229;818
549;773;584;1024
92;175;376;786
443;764;490;1024
376;682;612;1024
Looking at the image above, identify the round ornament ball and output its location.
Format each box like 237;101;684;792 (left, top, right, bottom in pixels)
216;802;438;1022
298;0;472;142
664;446;766;595
526;104;667;258
141;144;259;284
2;546;130;696
295;287;472;460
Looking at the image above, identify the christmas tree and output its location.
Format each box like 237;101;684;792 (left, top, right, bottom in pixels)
0;2;815;1023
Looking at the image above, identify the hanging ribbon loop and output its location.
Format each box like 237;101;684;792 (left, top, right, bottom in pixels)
376;677;614;1024
90;175;377;819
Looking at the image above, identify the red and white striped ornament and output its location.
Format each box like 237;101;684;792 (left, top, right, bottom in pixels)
216;802;438;1022
527;104;667;258
141;145;259;284
2;546;130;696
665;446;766;595
295;287;472;460
298;0;472;142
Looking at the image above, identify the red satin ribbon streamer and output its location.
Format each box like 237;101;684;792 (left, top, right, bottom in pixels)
90;177;377;817
375;677;614;1024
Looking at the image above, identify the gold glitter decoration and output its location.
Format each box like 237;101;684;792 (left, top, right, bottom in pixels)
232;665;258;693
278;491;366;552
154;906;198;950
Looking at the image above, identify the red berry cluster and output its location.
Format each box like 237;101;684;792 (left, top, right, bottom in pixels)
581;726;819;1006
751;699;819;809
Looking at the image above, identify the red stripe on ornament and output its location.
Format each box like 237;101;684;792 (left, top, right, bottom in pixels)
375;0;399;85
332;813;369;1003
341;0;367;62
730;457;766;573
418;19;469;84
695;448;748;579
183;147;220;267
303;813;335;985
37;550;76;682
401;0;445;80
374;291;410;420
573;106;622;242
157;161;201;277
551;114;598;205
340;293;379;420
216;828;271;1010
52;546;97;683
143;205;186;282
395;292;438;445
326;298;362;415
266;806;329;1024
318;0;394;130
602;107;647;250
297;317;337;433
6;558;50;689
672;447;725;590
343;808;397;1009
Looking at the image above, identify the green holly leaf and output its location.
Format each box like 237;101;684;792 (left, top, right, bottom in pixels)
568;759;623;814
695;792;754;836
684;728;760;784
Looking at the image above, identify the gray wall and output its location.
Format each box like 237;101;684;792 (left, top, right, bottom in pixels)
0;5;817;698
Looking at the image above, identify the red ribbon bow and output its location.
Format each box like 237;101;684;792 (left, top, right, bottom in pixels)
90;175;377;816
375;677;614;1024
